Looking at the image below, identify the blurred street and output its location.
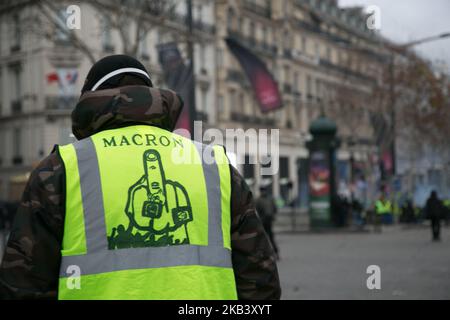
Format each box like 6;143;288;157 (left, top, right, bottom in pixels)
1;0;450;300
277;225;450;299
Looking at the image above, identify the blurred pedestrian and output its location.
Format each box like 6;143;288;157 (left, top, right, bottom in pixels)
256;186;279;259
424;190;445;242
374;193;391;233
401;200;416;224
332;194;349;227
351;198;363;226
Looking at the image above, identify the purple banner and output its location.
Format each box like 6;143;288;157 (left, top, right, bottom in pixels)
225;37;283;113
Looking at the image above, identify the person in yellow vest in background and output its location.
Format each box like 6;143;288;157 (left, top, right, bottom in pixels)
443;199;450;226
0;55;281;300
374;193;392;233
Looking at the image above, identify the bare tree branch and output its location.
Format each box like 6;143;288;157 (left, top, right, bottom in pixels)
36;0;96;63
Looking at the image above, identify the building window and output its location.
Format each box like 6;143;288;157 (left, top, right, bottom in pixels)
0;129;4;165
197;5;203;24
227;7;234;30
14;68;20;100
239;92;245;114
0;68;2;115
301;37;307;53
217;48;224;68
316;79;321;98
294;72;300;92
218;95;224;115
199;44;206;70
306;75;312;99
13;128;21;159
201;89;207;114
315;42;320;60
249;22;255;42
237;16;243;33
262;26;267;45
283;0;289;15
139;36;149;60
283;31;290;50
326;46;332;61
11;13;21;49
102;16;114;52
229;89;236;112
275;109;284;126
10;65;22;104
283;65;290;83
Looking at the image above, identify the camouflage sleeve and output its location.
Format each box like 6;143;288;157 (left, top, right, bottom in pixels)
230;166;281;300
0;152;65;299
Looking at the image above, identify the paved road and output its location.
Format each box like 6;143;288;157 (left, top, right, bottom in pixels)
276;224;450;299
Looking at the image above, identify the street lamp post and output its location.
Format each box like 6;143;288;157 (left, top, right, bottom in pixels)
186;0;196;133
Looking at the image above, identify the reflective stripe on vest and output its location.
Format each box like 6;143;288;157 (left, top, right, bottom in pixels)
57;126;237;299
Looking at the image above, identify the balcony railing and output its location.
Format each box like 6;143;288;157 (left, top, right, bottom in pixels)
242;0;272;18
283;83;292;94
230;112;244;122
11;100;22;115
168;12;215;34
12;156;23;165
228;30;277;57
296;19;351;46
46;96;78;111
195;111;209;122
283;49;292;59
319;58;375;83
10;44;21;53
227;69;248;86
230;112;275;126
259;42;277;55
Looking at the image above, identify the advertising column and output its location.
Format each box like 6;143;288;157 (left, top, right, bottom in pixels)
309;150;331;225
307;116;338;229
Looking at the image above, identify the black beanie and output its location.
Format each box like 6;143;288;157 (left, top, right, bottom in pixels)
81;54;153;93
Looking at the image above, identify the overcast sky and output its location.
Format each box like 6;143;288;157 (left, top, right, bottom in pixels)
339;0;450;73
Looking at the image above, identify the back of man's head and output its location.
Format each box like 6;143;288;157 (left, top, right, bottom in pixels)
81;54;153;94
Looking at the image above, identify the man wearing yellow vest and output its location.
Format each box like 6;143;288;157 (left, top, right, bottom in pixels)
0;55;281;300
374;193;392;232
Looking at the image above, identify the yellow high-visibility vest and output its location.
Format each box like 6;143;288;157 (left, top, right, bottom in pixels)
57;125;237;300
375;200;392;215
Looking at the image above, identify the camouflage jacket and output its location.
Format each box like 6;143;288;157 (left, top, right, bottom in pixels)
0;86;281;300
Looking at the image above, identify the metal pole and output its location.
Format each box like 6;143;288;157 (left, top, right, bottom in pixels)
389;52;396;179
186;0;196;135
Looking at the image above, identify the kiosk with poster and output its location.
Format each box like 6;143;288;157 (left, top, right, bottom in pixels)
307;116;338;229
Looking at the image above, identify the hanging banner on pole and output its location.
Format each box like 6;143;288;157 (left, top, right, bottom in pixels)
157;42;195;134
225;37;282;113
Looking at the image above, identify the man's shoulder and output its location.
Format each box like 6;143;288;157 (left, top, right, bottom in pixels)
25;149;65;203
32;148;64;177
